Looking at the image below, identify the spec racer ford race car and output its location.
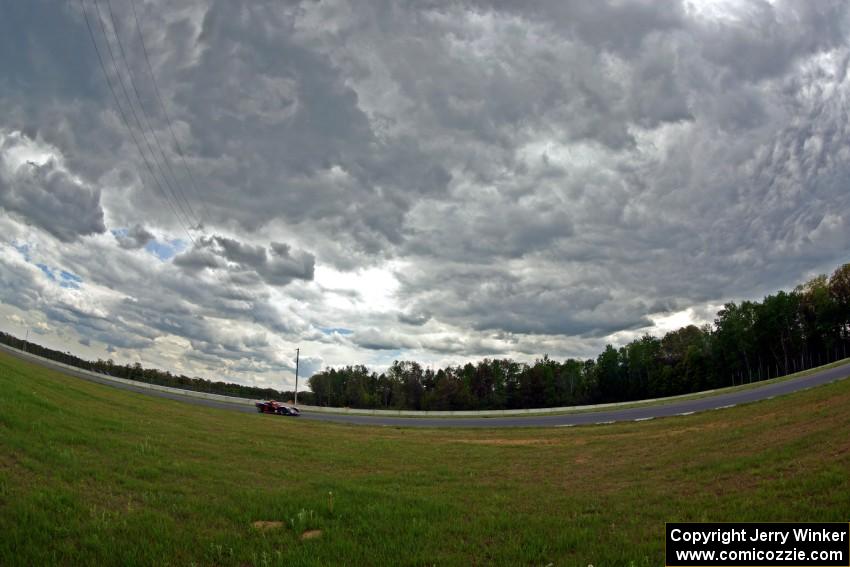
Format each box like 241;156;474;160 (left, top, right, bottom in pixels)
255;400;301;416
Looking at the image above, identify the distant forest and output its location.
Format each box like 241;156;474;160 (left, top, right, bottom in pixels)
0;332;308;405
2;262;849;411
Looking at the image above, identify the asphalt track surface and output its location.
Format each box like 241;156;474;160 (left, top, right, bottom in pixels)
5;345;849;428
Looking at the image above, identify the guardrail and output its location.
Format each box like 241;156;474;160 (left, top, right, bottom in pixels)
295;391;717;416
2;341;750;417
0;342;254;407
11;342;845;418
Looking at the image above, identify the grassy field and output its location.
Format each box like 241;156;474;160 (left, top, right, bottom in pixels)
1;351;849;566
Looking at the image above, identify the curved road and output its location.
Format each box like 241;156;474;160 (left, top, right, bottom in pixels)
4;345;849;427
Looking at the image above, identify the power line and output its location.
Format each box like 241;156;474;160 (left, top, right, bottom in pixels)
128;0;207;227
104;0;201;229
95;0;200;231
80;0;196;244
83;0;195;241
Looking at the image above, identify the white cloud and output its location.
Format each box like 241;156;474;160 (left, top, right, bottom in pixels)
0;0;848;386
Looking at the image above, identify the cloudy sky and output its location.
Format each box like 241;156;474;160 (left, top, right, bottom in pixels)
1;0;849;390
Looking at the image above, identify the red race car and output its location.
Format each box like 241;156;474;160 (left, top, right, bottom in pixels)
255;400;301;416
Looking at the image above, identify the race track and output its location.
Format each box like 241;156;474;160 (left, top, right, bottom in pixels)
4;344;849;428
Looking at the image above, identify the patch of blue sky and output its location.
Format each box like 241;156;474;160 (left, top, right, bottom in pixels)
36;263;55;280
60;270;83;289
370;350;407;370
33;261;83;289
11;241;83;289
12;241;30;261
145;238;187;261
320;327;354;335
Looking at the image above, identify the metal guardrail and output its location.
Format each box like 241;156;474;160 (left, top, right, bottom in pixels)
0;341;749;417
0;342;254;406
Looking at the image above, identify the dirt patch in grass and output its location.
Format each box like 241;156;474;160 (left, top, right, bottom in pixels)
599;420;732;442
300;529;322;540
828;439;850;458
252;521;284;531
452;438;563;446
443;434;591;447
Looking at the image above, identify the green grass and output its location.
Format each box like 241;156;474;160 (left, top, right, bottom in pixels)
1;351;849;566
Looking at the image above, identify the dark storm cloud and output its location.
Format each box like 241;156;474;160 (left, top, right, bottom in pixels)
44;302;155;350
375;0;850;345
0;248;44;312
173;245;227;271
264;242;315;285
396;264;652;337
469;0;687;56
115;224;155;249
398;310;431;326
0;1;100;101
404;198;574;261
2;0;850;377
0;136;106;242
696;1;848;82
173;235;314;286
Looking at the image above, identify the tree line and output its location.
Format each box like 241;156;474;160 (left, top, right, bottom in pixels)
0;332;312;404
309;263;850;410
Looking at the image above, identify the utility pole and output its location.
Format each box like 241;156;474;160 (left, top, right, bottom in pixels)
294;348;300;407
23;328;29;353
